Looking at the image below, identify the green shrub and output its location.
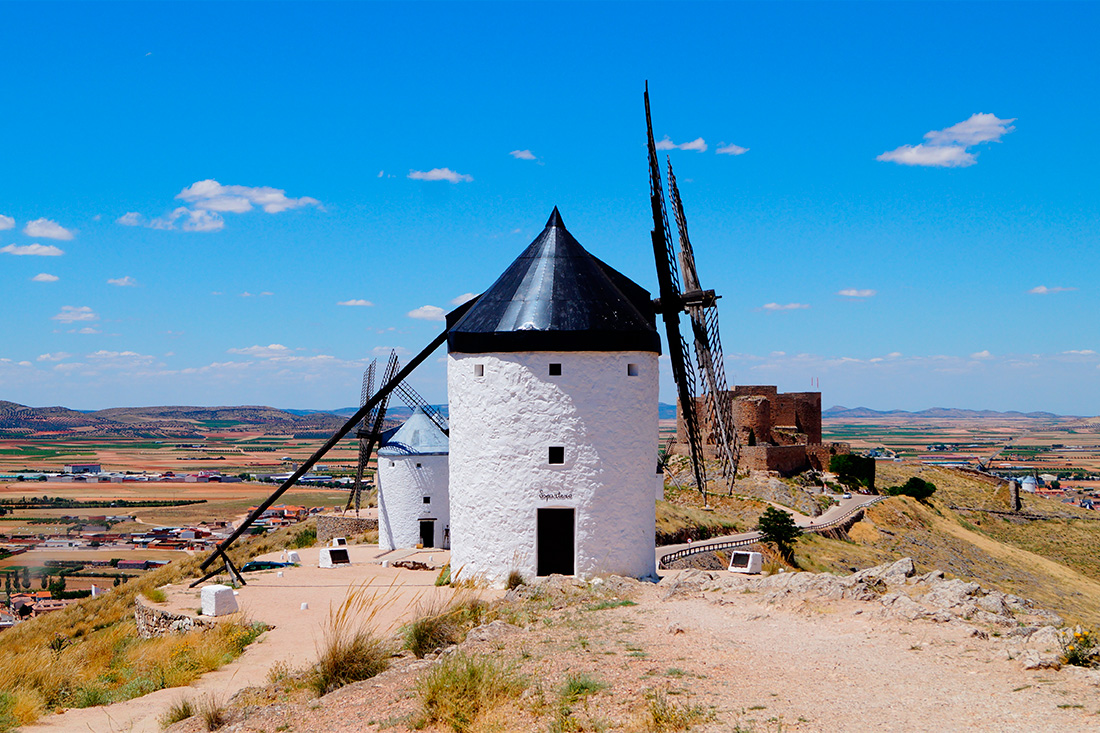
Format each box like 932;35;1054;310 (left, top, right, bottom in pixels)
435;564;451;587
1060;627;1098;667
884;477;936;501
829;454;876;492
289;525;316;549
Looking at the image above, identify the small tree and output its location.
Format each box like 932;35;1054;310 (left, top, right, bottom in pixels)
755;507;802;563
22;567;30;590
41;574;49;590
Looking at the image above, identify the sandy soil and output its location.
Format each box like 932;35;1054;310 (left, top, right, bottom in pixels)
20;544;496;733
21;553;1100;733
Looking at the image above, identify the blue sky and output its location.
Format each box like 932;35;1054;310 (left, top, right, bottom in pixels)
2;1;1098;414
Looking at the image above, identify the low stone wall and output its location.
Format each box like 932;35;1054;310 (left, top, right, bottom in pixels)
134;595;215;639
316;514;378;543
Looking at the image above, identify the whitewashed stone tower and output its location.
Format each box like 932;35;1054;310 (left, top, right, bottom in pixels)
377;408;450;550
447;209;661;585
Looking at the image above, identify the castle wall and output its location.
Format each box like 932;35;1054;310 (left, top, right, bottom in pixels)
675;386;843;476
448;350;658;586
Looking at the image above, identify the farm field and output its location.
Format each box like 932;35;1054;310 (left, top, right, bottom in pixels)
824;414;1100;482
0;433;361;476
0;480;349;528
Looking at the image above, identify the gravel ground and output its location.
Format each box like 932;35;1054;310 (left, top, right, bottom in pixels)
161;568;1100;733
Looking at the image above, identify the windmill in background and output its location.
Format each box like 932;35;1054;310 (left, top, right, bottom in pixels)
645;83;739;504
345;350;449;516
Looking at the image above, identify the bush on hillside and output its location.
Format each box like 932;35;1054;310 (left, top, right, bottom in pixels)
830;454;876;492
884;477;936;501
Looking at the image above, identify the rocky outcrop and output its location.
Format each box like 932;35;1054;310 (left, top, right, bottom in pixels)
659;557;1063;629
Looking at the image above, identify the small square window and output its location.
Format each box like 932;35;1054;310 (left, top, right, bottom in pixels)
416;463;422;468
548;446;565;464
627;363;639;377
390;461;395;467
474;364;484;377
549;363;562;376
423;496;431;504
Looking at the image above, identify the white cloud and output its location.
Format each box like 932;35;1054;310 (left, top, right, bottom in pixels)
150;207;224;232
716;143;749;155
509;149;537;160
761;302;809;311
878;113;1015;168
338;299;374;307
924;113;1016;146
37;352;72;362
52;306;98;323
23;218;74;240
378;170;384;178
2;243;64;256
372;345;411;357
73;327;100;334
838;288;877;298
176;179;321;214
655;136;707;152
408;168;473;183
108;276;137;287
450;292;478;306
407;305;447;321
31;273;59;282
1064;350;1096;355
971;350;993;360
227;344;294;358
86;350;156;367
0;214;14;230
117;212;144;226
877;144;975;168
1029;285;1076;294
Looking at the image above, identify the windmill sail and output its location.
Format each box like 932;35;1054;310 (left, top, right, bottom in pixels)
667;162;739;493
644;82;710;499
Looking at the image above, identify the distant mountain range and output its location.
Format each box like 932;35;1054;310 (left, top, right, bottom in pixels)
822;406;1064;419
0;401;350;438
0;400;1066;438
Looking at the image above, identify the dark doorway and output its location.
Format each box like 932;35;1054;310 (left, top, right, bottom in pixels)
419;519;435;548
537;508;575;576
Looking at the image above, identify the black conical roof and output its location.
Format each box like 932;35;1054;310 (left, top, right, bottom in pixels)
447;209;660;354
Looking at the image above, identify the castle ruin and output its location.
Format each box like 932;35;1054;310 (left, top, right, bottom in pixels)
675;386;849;476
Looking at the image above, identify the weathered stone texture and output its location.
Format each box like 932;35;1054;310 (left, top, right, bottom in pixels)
316;514;378;543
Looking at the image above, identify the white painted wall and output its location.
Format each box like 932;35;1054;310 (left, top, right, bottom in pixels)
448;350;659;586
378;453;449;550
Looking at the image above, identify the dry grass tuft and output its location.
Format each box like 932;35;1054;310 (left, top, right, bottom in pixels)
416;651;526;732
637;690;711;732
158;696;194;728
310;581;393;696
196;693;228;730
401;593;491;659
0;522;304;732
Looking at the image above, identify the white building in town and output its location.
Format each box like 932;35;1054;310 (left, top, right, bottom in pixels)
446;208;661;586
377;408;450;551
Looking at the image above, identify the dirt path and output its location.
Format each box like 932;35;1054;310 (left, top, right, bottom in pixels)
21;545;497;733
